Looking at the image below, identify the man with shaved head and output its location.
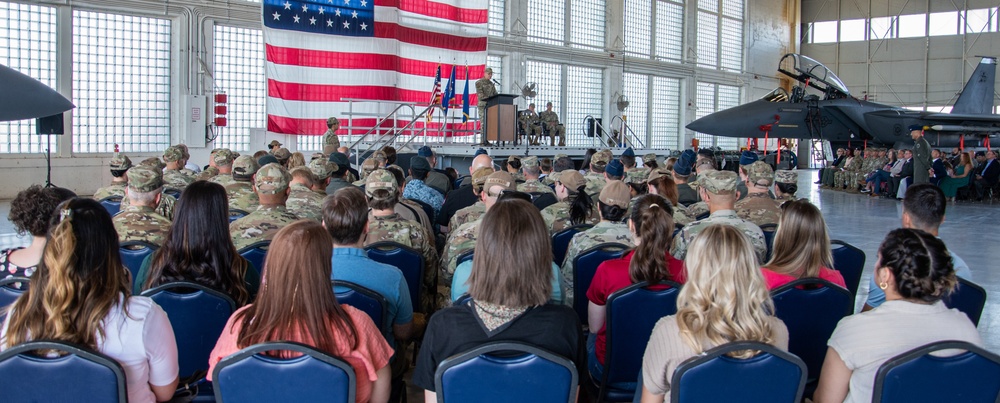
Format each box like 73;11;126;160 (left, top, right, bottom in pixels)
436;151;494;233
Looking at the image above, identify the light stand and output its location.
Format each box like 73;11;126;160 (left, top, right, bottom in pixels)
45;130;55;188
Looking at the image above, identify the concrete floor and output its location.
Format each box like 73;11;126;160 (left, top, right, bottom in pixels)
0;168;997;373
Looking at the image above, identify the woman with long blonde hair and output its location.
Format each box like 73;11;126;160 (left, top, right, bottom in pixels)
761;200;846;290
1;198;179;403
639;224;788;402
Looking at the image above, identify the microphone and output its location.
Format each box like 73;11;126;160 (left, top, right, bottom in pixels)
492;79;501;86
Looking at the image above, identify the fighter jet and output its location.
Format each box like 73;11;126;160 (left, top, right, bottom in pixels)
686;53;1000;149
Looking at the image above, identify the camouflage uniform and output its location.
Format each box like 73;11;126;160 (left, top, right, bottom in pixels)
365;213;440;311
195;166;220;182
449;202;485;233
559;221;633;305
113;165;171;246
441;217;480;285
519;179;554;195
120;191;176;221
685;201;709;219
286;183;324;221
773;170;798;206
821;156;847;187
672;170;767;263
584;150;613;196
475;68;497;138
519;106;543;145
540;200;600;234
734;162;780;227
228;155;261;213
94;153;133;200
229;163;299;250
833;156;861;189
323;117;341;154
538;106;566;146
671;204;694;226
162;146;193;190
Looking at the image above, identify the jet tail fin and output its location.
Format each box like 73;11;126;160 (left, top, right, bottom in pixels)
952;57;997;115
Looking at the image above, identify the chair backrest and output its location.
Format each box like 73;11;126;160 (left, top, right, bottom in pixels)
551;224;594;265
213;341;356;403
0;276;29;311
830;240;866;298
457;249;475;266
119;240;158;286
364;241;425;313
99;196;122;217
671;341;807;403
873;340;1000;403
695;211;710;220
407;198;435;222
943;277;987;327
141;281;237;379
229;208;250;223
163;188;182;200
333;280;390;335
603;281;682;387
759;223;778;262
531;192;558;210
572;242;629;324
770;278;853;381
0;340;127;402
435;342;578;403
238;240;270;276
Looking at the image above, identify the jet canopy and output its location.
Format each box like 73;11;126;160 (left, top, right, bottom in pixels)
778;54;851;98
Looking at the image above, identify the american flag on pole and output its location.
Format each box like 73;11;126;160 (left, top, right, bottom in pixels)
262;0;488;137
426;64;442;123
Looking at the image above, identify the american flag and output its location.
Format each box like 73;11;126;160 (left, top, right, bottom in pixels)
427;65;441;122
262;0;488;137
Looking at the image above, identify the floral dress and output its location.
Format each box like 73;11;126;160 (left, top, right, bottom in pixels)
0;248;36;289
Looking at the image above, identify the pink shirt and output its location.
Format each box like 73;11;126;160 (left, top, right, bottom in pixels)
208;305;393;403
761;267;847;290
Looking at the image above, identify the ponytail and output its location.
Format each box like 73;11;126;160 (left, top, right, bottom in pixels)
568;185;594;225
628;195;675;284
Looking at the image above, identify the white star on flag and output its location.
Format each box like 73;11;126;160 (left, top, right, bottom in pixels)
343;21;350;28
360;0;367;6
301;4;308;12
335;8;341;16
360;22;368;30
272;11;281;20
318;7;324;14
343;0;350;4
309;16;317;24
351;10;358;18
283;1;291;9
326;19;334;26
293;14;300;23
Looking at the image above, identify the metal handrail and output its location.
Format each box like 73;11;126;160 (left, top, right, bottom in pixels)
610;115;645;148
353;104;441;162
583;115;617;148
348;103;418;150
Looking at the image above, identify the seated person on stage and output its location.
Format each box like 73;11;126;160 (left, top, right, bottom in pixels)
518;103;543;146
761;199;846;290
538;101;566;146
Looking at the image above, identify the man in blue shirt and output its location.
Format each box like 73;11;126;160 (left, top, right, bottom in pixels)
863;184;972;310
403;156;444;219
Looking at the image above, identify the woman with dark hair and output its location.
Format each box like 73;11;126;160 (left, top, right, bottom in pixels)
814;228;982;403
414;198;583;401
1;198;179;402
541;170;599;234
761;200;845;290
208;220;393;403
585;194;684;382
1;185;76;287
137;180;259;305
580;148;597;174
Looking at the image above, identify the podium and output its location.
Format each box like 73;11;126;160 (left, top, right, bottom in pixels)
485;94;518;143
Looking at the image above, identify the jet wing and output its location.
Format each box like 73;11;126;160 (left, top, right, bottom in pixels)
923;113;1000;123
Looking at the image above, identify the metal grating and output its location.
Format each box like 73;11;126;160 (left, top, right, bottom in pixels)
624;0;652;57
565;65;603;146
528;0;566;45
0;1;57;153
655;0;684;62
570;0;605;49
213;24;266;152
651;76;680;150
622;72;649;146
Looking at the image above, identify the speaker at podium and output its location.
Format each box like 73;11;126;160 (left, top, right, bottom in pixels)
485;93;518;143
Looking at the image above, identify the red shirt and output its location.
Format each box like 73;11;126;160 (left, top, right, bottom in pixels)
761;267;847;290
585;250;686;365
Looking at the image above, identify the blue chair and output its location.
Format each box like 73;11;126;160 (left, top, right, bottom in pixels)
0;276;28;309
572;242;629;324
695;211;710;220
407;198;436;222
229;208;250;223
119;240;158;286
552;224;594;265
670;341;807;403
771;278;853;391
238;241;270;276
0;340;127;402
435;342;579;403
212;341;356;403
944;277;987;327
141;282;236;381
365;241;425;313
457;249;475;266
99;196;122;217
759;223;778;261
163;188;182;200
333;280;390;335
597;281;682;402
830;240;865;299
873;340;1000;403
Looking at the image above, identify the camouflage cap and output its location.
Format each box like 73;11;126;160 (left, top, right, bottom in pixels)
108;153;132;171
643;153;658;165
484;67;493;74
233;155;260;180
700;170;738;195
162;146;184;162
268;140;283;148
254;163;291;194
625;168;650;184
273;147;291;161
554;153;569;159
126;165;163;193
140;157;165;171
365;169;398;198
483;171;517;195
599;180;630;208
361;158;378;173
176;144;190;159
747;161;774;186
592;149;612;166
558;170;586;191
521;155;539;168
213;148;235;166
308;158;337;180
646;168;670;183
327;117;340;126
774;169;797;184
507;155;520;163
471;166;495;191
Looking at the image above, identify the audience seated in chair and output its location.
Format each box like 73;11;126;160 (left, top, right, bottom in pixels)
0;198;180;402
208;221;393;403
541;170;600;234
1;185;75;288
814;228;983;403
761;200;846;290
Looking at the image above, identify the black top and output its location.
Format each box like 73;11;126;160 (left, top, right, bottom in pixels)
412;302;585;391
436;184;478;227
677;183;700;206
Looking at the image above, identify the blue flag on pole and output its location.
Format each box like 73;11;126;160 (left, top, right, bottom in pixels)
462;66;471;123
442;64;457;114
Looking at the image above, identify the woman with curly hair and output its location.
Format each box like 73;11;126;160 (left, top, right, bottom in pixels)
814;228;982;403
639;224;788;401
1;185;75;287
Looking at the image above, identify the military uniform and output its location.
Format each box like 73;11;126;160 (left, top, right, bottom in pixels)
475;70;498;140
559;221;634;304
449;202;485;233
120;192;177;221
114;205;171;245
226;182;260;212
822;156;848;187
734;193;780;227
540;200;600;234
518;179;554;195
773;169;799;205
286;183;324;221
365;213;440;311
834;156;862;189
685;201;709;218
229;163;298;250
94;182;127;201
195;166;219;182
671;204;694;226
538;108;566;146
519;107;543;145
913;134;932;184
671;210;766;263
324;117;341;154
441;216;480;286
163;170;193;190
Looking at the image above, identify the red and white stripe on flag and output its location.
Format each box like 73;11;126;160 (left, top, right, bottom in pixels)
264;0;488;137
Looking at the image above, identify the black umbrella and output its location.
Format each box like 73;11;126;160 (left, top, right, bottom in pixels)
0;63;74;122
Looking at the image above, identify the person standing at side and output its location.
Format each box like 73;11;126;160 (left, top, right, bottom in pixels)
323;117;341;156
910;125;932;184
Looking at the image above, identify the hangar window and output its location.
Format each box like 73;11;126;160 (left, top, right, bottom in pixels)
651;76;681;150
528;0;566;45
570;0;606;49
695;82;741;149
697;0;744;71
897;14;927;38
622;73;649;147
928;11;959;36
0;1;57;153
214;25;265;152
869;17;895;39
489;0;505;36
655;0;685;62
565;66;603;147
839;19;865;42
807;21;839;43
963;8;997;33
